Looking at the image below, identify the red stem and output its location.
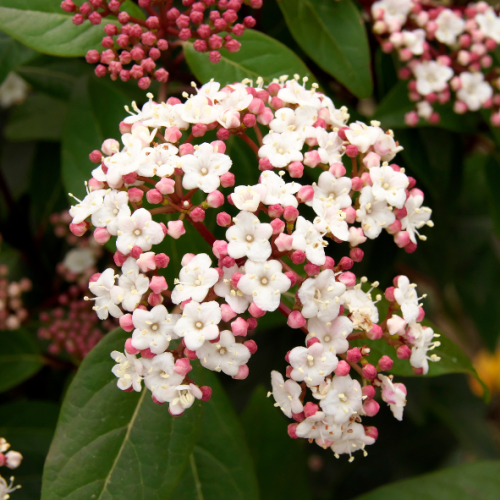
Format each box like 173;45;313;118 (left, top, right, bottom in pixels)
238;133;260;155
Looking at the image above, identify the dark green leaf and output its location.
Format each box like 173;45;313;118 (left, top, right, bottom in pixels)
0;30;36;84
277;0;372;98
184;29;314;86
4;93;67;142
170;370;259;500
0;0;119;57
0;400;59;500
484;155;500;239
241;386;311;500
41;327;204;500
353;460;500;500
0;328;44;393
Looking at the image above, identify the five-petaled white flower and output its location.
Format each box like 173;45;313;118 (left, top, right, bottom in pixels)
163;383;204;416
111;350;143;391
406;323;438;375
414;61;453;96
69;189;106;224
310;171;352;210
320;374;363;424
400;193;432;244
356;186;396;239
457;72;493;112
141;352;184;402
91;189;131;235
369;165;409;209
270;370;304;418
289;342;338;386
296;411;342;448
258;131;304;168
394;275;420;324
306;316;353;354
231;184;267;212
342;287;380;331
118;258;150;311
88;269;124;320
331;422;375;456
435;9;465;46
213;264;252;314
378;374;407;420
291;216;327;266
259;171;301;208
116;208;165;254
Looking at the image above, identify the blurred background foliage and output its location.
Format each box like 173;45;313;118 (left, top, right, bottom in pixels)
0;0;499;499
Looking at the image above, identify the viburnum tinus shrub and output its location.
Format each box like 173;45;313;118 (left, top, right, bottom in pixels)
68;75;438;461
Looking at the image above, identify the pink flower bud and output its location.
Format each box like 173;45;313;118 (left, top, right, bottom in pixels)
274;233;293;252
113;251;128;266
216;212;232;227
287;310;306;329
248;97;265;114
210;241;226;260
148;293;163;306
288;423;299;439
141;348;156;359
396;345;412;359
404;111;419;127
304;150;321;168
219;172;235;188
149;275;168;294
384;287;395;303
179;144;194;157
164;125;181;142
121;316;135;333
362;385;376;399
337;271;356;288
206;190;224;208
249;302;266;318
360;172;372;187
168;220;185;239
417;306;425;322
234;364;249;379
351;176;363;191
153;177;174;195
334;360;351;376
345;144;359;157
362;363;377;380
220;256;235;268
200;386;212;401
192;123;207;137
61;0;77;12
135;252;155;272
123;172;138;185
367;324;383;340
93;227;110;245
346;347;362;363
378;355;394;371
88;178;104;191
350;247;364;262
283;206;299;222
304;263;320;276
69;222;87;237
257;107;273;125
285;365;293;378
128;187;144;203
231;317;248;336
184;347;197;360
297;185;314;203
306;337;320;348
291;250;306;265
89;149;102;163
174;358;192;376
327;162;345;178
244;339;258;354
288;161;304;178
146;188;163;205
221;304;237;322
343;206;356;224
394;231;410;248
154;253;169;268
285;271;297;287
304;402;319;418
363;399;380;416
258;157;273;171
387;219;402;235
268;204;284;219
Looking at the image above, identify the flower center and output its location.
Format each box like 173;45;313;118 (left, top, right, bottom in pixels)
246;235;253;242
113;208;119;215
151;324;158;331
134;229;142;236
195;321;203;329
219;347;226;355
324;335;331;342
201;167;208;175
261;277;268;285
307;354;315;367
338;392;348;402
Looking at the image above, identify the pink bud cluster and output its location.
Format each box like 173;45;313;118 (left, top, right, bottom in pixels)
366;0;500;126
62;0;263;88
0;264;31;331
67;75;439;455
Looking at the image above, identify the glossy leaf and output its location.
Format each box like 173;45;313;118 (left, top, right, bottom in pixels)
278;0;372;98
0;30;36;84
170;371;259;500
241;386;311;500
0;328;44;393
41;327;203;500
354;460;500;500
0;0;121;57
485;155;500;239
184;29;314;86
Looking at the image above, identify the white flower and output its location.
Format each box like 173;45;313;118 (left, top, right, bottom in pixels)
296;412;342;447
373;131;403;162
181;94;221;124
306;316;353;354
319;97;350;129
356;186;396;239
136;143;179;178
218;84;253;111
476;8;500;43
457;72;493;111
116;208;165;254
97;150;137;188
344;121;382;153
180;143;232;193
278;79;322;109
123;96;189;130
289;342;338;386
4;450;22;470
231;184;267;212
316;128;343;165
369;165;409;209
213;264;252;314
141;352;184;402
414;61;453;96
174;300;221;350
400;193;432;244
163;383;203;416
416;101;433;119
237;260;291;312
270;370;304;418
258;131;304;168
378;374;407;420
298;270;346;321
309;172;352;210
91;189;131;235
171;253;219;304
331;422;375;456
320;375;363;424
342;287;379;331
259;171;301;208
131;305;180;354
69;189;106;224
394;275;419;324
0;72;29;108
0;474;21;498
435;9;465;46
313;203;350;241
118;258;150;311
371;0;412;27
226;211;273;262
269;106;318;136
63;248;95;274
88;269;124;320
111;350;143;391
407;323;439;375
196;330;251;377
291;216;327;266
401;29;426;55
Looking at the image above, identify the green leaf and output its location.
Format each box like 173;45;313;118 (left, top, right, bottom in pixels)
0;328;44;393
241;386;311;500
41;327;204;500
0;0;119;57
353;460;500;500
4;93;67;142
184;29;314;86
61;75;130;202
484;155;500;239
170;370;259;500
277;0;372;98
0;30;37;84
0;400;60;500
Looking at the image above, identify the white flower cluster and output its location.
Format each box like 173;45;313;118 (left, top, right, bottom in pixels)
68;75;437;456
0;437;22;499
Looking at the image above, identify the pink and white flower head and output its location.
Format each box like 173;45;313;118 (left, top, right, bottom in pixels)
319;374;363;424
306;316;353;354
270;370;304;418
111;350;143;392
197;330;251;377
378;374;407;420
289;342;338;386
